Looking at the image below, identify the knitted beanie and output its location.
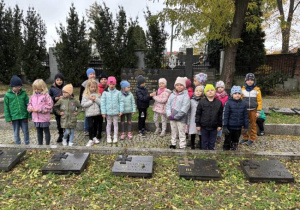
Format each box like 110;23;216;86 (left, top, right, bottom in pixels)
245;73;255;82
174;77;187;88
86;68;95;77
216;80;225;88
99;72;108;80
230;85;242;96
63;84;73;95
136;75;146;86
204;84;216;95
186;79;192;88
10;75;22;87
120;80;130;89
158;78;167;86
107;76;117;85
195;73;208;84
54;73;64;82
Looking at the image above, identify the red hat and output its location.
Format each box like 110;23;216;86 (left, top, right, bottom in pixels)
186;79;192;88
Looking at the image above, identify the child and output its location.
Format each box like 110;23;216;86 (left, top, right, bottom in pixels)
195;84;223;150
98;72;108;94
187;85;204;149
27;79;53;145
53;84;81;146
256;110;266;136
166;77;190;149
120;80;136;140
186;78;193;99
193;73;207;87
81;80;102;147
136;75;154;137
152;78;171;137
49;73;65;142
215;80;228;143
101;76;124;143
222;86;249;150
4;75;30;145
240;73;263;146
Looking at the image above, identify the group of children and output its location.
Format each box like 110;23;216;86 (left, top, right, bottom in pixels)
4;69;265;150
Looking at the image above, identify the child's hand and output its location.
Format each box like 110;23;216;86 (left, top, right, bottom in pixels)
60;112;64;116
90;96;96;101
28;107;33;112
73;112;78;116
119;113;122;116
102;114;106;118
55;97;60;101
196;127;201;131
33;109;39;113
256;112;260;118
217;127;222;131
132;112;135;115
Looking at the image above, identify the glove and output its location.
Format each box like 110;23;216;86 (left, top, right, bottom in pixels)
243;129;248;135
223;127;230;135
168;116;174;120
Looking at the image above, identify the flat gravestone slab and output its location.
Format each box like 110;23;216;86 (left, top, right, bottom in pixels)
41;152;90;175
292;108;300;115
240;160;294;183
0;150;26;171
262;107;271;115
271;108;296;115
178;158;222;181
112;155;153;178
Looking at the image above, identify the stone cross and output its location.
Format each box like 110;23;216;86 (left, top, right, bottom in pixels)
117;155;132;164
51;153;68;161
179;157;194;167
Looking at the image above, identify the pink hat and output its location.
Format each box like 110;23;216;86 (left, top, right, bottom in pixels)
107;76;116;85
174;77;187;88
158;78;167;85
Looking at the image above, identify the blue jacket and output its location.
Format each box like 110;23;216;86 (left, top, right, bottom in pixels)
223;97;249;130
49;83;64;104
120;92;136;114
136;86;152;109
101;88;124;115
166;90;190;123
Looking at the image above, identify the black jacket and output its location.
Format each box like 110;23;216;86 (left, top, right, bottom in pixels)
223;97;249;130
136;86;152;109
49;83;64;104
195;97;223;130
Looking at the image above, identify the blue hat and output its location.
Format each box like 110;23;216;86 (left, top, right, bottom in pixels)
230;85;242;96
120;80;130;89
10;75;22;87
86;68;95;77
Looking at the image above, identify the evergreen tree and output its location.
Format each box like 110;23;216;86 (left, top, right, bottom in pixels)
55;4;91;86
23;7;48;82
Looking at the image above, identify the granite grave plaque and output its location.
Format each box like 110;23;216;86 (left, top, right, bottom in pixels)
270;108;296;115
240;160;294;183
41;152;90;175
178;158;222;181
112;155;153;178
291;108;300;115
0;150;26;171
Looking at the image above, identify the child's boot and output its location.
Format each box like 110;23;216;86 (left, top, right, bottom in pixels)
154;128;161;135
107;135;112;143
113;136;118;143
191;138;195;150
57;133;63;143
120;133;125;140
160;130;166;137
127;132;133;140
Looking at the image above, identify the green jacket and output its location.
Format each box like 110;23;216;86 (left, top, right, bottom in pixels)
4;89;31;122
53;97;82;128
258;110;266;120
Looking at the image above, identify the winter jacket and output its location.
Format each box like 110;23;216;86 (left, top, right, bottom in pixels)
258;110;266;120
166;90;191;123
120;92;136;114
4;89;31;122
153;88;171;114
53;97;82;128
49;83;64;104
81;94;101;117
136;86;152;109
223;97;249;130
27;93;53;123
187;97;201;134
215;91;228;107
101;88;124;115
98;83;107;95
241;86;262;111
79;79;99;103
195;97;223;130
187;87;193;99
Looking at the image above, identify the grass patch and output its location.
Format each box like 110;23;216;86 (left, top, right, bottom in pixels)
0;151;299;209
267;111;300;124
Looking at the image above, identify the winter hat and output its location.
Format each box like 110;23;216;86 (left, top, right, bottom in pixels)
10;75;22;87
158;78;167;86
186;79;192;88
216;80;225;88
204;84;216;95
136;75;146;86
195;85;204;92
230;85;242;96
120;80;130;89
107;76;116;85
54;73;64;82
86;68;95;77
63;84;73;95
245;73;256;82
99;72;108;80
195;73;208;84
174;77;187;88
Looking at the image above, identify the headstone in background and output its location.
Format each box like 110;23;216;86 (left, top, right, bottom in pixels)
0;150;26;171
41;152;90;175
112;155;153;178
178;158;222;181
270;108;296;115
291;108;300;115
240;160;294;183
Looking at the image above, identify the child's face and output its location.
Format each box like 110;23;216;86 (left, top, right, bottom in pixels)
90;84;97;93
56;78;63;86
246;79;254;86
100;78;107;85
232;93;241;100
217;87;224;93
63;91;70;98
35;88;42;93
109;84;115;90
124;86;131;92
159;82;166;89
140;83;146;87
195;88;203;97
88;73;96;80
205;89;215;98
175;84;185;92
12;86;22;93
193;77;201;86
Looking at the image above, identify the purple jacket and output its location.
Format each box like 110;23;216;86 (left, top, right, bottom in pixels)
27;93;53;123
153;89;171;114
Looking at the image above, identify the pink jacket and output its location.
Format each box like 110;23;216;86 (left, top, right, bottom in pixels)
153;89;172;114
27;93;53;123
215;91;228;107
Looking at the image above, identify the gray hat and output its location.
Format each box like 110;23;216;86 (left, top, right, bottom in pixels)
136;75;146;86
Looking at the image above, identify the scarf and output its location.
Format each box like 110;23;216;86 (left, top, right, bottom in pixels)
191;94;201;101
122;91;129;96
35;92;42;95
157;88;165;95
215;90;227;99
245;84;256;91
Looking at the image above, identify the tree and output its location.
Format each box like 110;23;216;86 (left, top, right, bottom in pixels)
55;4;91;86
23;7;48;82
144;9;168;69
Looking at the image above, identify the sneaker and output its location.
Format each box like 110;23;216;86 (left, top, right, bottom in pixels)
107;135;112;143
127;132;133;140
169;145;176;149
62;138;67;146
159;131;166;137
69;142;74;146
138;130;143;137
84;131;89;136
245;140;254;146
239;139;248;144
154;128;161;135
258;131;265;136
86;140;94;147
120;133;126;140
113;136;118;143
139;130;146;138
93;137;100;144
216;136;222;144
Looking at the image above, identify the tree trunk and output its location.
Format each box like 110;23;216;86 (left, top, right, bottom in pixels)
281;27;291;53
221;0;249;88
